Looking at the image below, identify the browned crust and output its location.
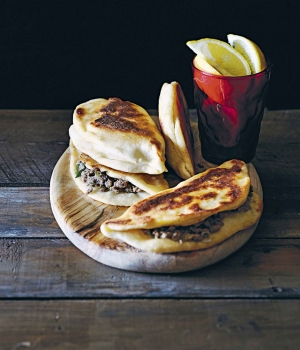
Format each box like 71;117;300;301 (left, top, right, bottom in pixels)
131;160;243;216
91;98;149;134
85;98;164;155
107;160;248;229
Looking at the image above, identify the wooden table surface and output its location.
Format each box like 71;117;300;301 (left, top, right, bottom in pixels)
0;109;300;349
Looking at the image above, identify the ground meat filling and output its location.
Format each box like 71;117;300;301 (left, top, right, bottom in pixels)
75;160;143;195
147;214;223;243
147;188;253;243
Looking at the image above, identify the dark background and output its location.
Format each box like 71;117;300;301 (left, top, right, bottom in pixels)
1;0;299;111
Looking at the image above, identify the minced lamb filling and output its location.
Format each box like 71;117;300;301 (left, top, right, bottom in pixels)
75;160;143;195
146;188;253;243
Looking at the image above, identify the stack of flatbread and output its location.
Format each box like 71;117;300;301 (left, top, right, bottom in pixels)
69;83;197;207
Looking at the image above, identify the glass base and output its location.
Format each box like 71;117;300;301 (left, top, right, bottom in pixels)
201;141;255;165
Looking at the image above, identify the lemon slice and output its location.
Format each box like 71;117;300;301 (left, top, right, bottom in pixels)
193;55;222;75
227;34;267;74
187;38;251;76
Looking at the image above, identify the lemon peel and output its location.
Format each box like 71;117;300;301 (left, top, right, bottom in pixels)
227;34;267;74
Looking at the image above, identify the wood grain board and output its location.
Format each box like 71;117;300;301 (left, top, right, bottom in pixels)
1;238;299;298
1;299;300;350
50;147;263;273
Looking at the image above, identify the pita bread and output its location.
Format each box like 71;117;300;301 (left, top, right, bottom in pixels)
71;97;167;174
101;192;262;253
70;141;169;207
158;82;196;179
101;160;262;253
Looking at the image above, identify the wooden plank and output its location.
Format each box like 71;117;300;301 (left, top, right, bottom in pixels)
253;110;300;187
0;141;68;186
0;238;299;298
0;299;299;350
0;188;62;238
0;109;72;142
1;187;299;239
258;110;300;143
0;109;70;185
256;194;300;238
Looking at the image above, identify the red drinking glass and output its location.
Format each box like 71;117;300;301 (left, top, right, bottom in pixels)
192;60;272;164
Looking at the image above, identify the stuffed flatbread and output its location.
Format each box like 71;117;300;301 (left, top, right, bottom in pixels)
70;141;169;207
70;97;167;174
101;159;263;253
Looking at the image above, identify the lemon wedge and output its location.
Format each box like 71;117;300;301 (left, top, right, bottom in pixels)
187;38;251;76
193;55;222;75
227;34;267;74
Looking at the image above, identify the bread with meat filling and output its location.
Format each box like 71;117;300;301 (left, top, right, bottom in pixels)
101;159;263;253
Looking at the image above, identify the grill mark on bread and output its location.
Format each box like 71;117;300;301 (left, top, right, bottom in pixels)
99;98;142;117
89;97;164;155
132;164;243;215
200;192;218;200
90;98;156;138
150;139;165;159
92;114;145;133
188;203;203;213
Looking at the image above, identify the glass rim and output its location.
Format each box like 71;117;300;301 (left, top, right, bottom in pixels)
192;56;272;80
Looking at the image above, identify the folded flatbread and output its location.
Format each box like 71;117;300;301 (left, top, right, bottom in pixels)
70;141;169;207
70;97;167;174
158;82;196;179
101;159;263;253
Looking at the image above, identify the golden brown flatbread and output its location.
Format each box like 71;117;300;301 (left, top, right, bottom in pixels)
158;82;195;179
70;141;169;207
70;97;167;174
101;192;262;253
101;160;262;253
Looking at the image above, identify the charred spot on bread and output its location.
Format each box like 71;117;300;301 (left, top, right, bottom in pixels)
92;114;144;133
90;98;153;136
76;107;86;117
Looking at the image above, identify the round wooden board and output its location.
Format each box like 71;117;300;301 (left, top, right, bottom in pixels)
50;148;263;273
